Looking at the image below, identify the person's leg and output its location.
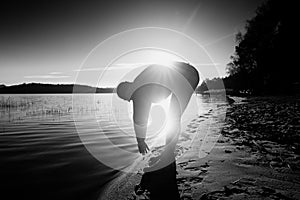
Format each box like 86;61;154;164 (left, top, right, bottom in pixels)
141;94;182;200
144;94;182;171
159;88;195;164
160;94;182;165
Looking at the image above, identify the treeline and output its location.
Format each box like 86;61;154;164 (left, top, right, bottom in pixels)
199;0;297;95
196;77;249;96
0;83;115;94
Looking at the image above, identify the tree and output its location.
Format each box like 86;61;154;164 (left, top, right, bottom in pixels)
227;0;295;94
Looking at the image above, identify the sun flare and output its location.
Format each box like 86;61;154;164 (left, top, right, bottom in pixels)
147;94;174;139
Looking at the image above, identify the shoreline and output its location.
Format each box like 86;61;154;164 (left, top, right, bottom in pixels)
192;95;300;199
101;97;228;200
101;95;300;200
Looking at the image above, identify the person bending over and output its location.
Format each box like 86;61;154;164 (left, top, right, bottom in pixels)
117;62;199;170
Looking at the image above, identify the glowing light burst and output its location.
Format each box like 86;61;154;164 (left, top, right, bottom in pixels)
146;94;174;147
151;53;177;66
73;27;226;175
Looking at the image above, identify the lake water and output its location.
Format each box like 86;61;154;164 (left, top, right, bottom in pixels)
0;94;227;200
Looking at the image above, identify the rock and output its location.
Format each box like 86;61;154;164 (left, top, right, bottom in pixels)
199;193;209;200
217;139;225;143
236;146;244;150
228;128;240;134
225;149;232;153
224;185;246;195
181;192;192;199
270;161;282;167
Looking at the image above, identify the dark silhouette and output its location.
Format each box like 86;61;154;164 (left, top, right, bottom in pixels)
226;0;296;95
0;83;114;94
116;62;199;199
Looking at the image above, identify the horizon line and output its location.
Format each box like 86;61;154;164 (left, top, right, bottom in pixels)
0;82;116;88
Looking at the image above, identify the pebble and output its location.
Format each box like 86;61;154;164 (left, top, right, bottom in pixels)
225;149;232;153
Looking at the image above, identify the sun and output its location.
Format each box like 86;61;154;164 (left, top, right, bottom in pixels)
154;55;175;66
131;49;184;67
151;53;180;67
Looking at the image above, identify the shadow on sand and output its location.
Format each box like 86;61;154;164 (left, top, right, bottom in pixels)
139;161;180;200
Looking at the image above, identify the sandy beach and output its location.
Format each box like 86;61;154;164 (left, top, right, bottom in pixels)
102;95;300;200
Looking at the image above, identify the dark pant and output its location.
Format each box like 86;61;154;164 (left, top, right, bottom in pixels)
140;161;180;200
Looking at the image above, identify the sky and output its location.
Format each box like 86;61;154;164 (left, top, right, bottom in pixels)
0;0;266;87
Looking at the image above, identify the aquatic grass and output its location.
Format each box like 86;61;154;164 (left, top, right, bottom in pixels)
0;97;76;122
0;94;122;122
0;96;33;109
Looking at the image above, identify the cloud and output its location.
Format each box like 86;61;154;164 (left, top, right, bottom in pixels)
49;71;63;75
73;68;103;72
113;63;151;67
194;63;221;66
73;63;146;72
73;63;221;73
24;75;70;79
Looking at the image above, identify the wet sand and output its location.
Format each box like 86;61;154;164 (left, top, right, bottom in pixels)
102;95;300;200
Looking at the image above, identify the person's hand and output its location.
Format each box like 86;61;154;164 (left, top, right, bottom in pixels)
137;139;149;155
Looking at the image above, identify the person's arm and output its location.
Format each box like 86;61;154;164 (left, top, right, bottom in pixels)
132;95;151;154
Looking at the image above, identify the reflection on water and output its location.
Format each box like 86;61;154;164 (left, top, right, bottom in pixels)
0;94;226;200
